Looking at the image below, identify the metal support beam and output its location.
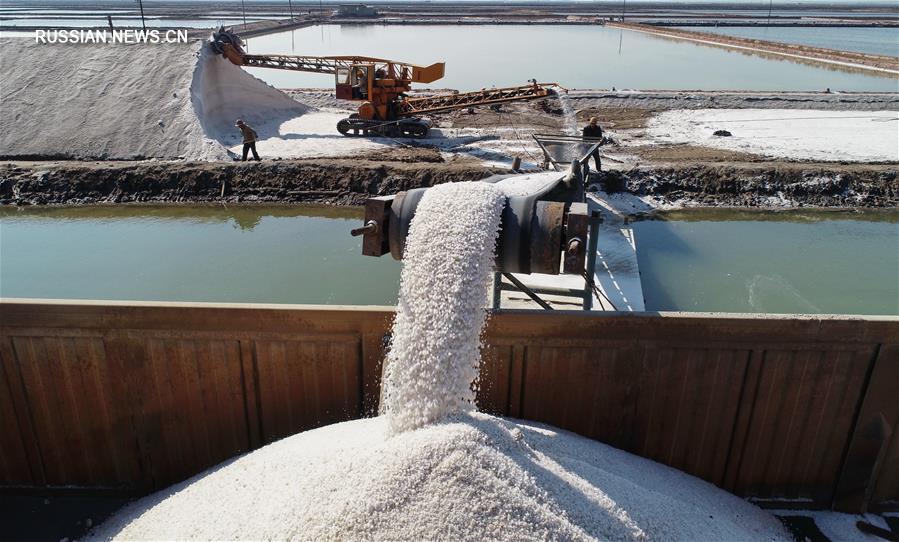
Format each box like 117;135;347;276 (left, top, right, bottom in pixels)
243;54;342;74
399;83;562;116
502;273;554;311
499;284;587;297
583;210;602;310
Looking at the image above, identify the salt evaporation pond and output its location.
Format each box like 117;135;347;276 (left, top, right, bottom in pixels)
86;182;790;540
244;24;899;92
674;26;899;57
2;206;897;315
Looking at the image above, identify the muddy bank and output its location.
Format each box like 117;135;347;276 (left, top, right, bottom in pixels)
598;164;898;208
2;159;896;210
567;90;899;113
0;160;496;206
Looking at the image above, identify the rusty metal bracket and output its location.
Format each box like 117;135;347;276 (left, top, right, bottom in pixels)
529;201;565;275
358;196;393;257
564;202;589;275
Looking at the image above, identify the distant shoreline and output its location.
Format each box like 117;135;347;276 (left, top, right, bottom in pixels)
608;22;899;75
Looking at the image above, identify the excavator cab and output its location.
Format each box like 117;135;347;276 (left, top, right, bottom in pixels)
335;67;352;100
336;65;372;100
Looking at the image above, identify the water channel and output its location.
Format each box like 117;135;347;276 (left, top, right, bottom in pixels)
2;205;896;315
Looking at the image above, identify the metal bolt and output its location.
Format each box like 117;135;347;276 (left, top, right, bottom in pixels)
567;237;583;255
351;220;379;237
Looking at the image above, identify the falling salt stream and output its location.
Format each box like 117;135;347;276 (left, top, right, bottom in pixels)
558;92;579;136
382;182;506;433
87;181;791;541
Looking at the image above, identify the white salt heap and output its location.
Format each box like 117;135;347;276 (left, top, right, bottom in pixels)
0;38;307;160
89;413;788;541
88;179;790;541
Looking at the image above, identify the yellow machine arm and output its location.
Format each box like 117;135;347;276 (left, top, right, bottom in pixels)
396;82;565;117
213;29;444;84
239;54;445;84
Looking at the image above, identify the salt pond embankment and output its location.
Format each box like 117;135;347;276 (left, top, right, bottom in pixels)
607;22;899;75
3;159;896;209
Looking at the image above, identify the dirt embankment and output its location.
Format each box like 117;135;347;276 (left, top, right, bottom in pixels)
598;164;898;208
608;22;899;75
568;91;899;113
3;159;896;209
0;160;496;206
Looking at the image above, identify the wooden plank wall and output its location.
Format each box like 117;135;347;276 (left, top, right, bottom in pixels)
1;300;896;512
0;302;391;494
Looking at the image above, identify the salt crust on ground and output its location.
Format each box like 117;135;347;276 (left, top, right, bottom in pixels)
233;114;547;165
88;413;789;541
647;109;899;162
228;110;391;159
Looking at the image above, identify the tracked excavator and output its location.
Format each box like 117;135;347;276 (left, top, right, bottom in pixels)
211;28;564;138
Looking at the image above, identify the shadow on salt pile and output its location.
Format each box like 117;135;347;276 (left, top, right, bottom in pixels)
190;45;310;151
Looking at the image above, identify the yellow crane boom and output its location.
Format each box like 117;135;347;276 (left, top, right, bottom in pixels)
240;54;445;84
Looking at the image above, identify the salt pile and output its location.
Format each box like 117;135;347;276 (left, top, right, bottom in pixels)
0;38;306;160
191;46;309;150
88;179;790;541
88;413;788;541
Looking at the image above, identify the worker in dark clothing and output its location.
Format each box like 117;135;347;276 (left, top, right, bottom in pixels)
582;117;603;172
236;119;260;161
